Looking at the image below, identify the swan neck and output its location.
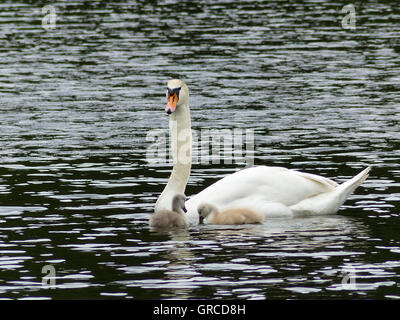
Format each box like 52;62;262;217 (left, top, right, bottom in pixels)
169;102;192;189
155;102;192;211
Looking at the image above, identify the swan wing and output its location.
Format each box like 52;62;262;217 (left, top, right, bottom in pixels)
291;170;338;188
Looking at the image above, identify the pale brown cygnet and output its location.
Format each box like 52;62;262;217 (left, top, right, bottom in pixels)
150;194;188;228
197;203;264;225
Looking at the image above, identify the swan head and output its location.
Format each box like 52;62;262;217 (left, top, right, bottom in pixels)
165;79;189;115
197;203;216;224
172;194;187;214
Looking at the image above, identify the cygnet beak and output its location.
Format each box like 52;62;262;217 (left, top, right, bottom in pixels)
199;214;205;224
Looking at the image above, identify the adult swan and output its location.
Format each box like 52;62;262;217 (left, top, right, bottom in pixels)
155;79;370;225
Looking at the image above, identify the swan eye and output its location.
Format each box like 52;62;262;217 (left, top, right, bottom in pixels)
167;87;181;98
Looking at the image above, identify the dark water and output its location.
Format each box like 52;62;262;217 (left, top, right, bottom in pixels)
0;0;399;299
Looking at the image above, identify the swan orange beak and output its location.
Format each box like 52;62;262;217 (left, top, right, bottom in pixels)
165;92;179;114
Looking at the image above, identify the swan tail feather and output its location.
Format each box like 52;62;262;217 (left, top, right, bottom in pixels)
290;166;371;216
336;166;371;203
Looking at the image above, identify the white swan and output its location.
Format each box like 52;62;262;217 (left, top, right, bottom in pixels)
198;203;264;225
150;194;188;228
155;79;370;225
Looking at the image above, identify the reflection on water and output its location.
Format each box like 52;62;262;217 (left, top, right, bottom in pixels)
0;0;400;299
112;215;369;300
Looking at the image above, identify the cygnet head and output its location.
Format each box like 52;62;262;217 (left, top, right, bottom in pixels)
197;203;216;224
172;194;187;214
165;79;189;115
